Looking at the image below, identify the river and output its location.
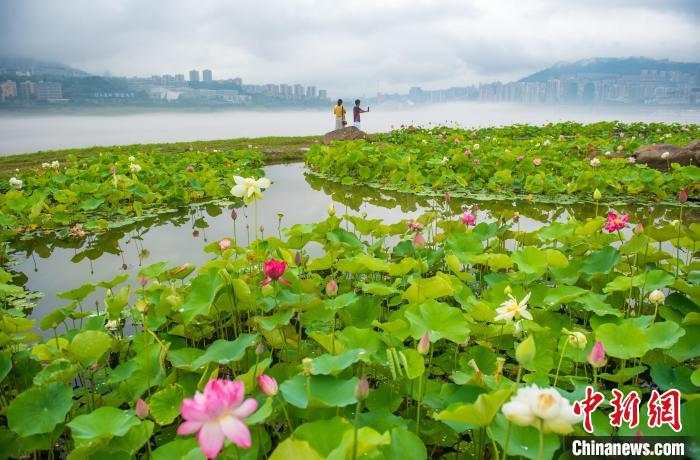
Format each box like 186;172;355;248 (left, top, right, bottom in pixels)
1;102;698;155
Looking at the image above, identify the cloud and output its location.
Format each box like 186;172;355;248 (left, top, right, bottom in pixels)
1;0;698;95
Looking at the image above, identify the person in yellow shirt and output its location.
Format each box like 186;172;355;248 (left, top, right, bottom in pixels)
333;99;346;130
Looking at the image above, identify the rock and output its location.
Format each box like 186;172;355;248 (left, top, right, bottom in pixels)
323;127;368;144
634;141;700;170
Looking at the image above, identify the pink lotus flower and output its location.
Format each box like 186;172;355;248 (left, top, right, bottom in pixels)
136;399;149;419
461;212;476;226
604;212;629;233
417;331;430;355
219;239;231;251
533;158;542;166
412;232;426;248
325;279;338;297
407;221;424;232
587;341;607;368
464;149;472;156
110;165;116;174
437;134;443;140
177;379;258;458
187;165;195;172
473;158;480;165
454;138;461;144
261;259;290;285
516;155;524;161
679;189;688;203
257;374;278;396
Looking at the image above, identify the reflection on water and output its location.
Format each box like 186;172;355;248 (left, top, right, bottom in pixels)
7;162;692;324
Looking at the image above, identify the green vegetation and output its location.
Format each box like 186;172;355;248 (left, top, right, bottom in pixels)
306;121;698;203
0;121;698;458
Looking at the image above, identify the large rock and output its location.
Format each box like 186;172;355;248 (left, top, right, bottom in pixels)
323;126;368;144
634;141;700;170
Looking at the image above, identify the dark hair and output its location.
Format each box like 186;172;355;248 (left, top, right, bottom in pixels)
337;99;343;105
355;99;360;105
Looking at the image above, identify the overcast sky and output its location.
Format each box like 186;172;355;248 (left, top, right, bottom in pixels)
2;0;699;95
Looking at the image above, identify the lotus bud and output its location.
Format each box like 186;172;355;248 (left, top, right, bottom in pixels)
302;357;313;376
504;285;512;295
515;335;536;366
679;189;688;203
648;289;665;305
255;343;264;356
417;331;430;355
327;202;336;216
633;223;644;234
412;232;426;249
587;341;607;368
512;211;520;223
568;331;587;350
135;399;149;419
295;251;303;266
355;375;370;401
230;209;238;220
444;191;451;203
257;374;278;396
139;275;148;286
593;188;602;200
325;279;338;297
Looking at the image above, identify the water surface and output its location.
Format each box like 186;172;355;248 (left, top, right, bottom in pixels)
2;102;698;155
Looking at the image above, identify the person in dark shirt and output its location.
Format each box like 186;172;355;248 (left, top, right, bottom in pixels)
352;99;370;129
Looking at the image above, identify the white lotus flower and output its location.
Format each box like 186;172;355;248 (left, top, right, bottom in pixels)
649;289;665;305
51;160;60;169
628;156;636;164
129;163;142;173
590;158;601;167
502;385;581;434
617;145;624;151
128;155;136;162
230;175;271;205
661;151;670;160
494;292;532;322
9;177;23;189
41;162;51;169
543;139;550;146
441;156;449;165
473;144;480;150
106;319;118;331
568;331;587;349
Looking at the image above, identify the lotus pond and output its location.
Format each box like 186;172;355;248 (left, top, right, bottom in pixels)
0;122;698;460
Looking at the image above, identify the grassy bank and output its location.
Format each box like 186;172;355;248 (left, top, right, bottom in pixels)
0;135;323;176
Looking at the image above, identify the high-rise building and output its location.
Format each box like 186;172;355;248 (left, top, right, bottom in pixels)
306;86;317;99
318;89;328;100
189;70;200;82
19;81;35;99
280;84;292;99
1;80;18;98
293;84;304;99
174;74;185;82
202;69;213;82
35;81;63;100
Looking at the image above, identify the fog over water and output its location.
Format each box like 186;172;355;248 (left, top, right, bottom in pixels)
1;102;699;155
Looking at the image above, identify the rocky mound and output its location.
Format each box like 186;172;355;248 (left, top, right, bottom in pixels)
633;140;699;170
323;126;368;144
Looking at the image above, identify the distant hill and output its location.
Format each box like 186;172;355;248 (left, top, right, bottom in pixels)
0;55;90;77
520;57;700;82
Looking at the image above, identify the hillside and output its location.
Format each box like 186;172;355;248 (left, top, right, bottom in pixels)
520;57;699;82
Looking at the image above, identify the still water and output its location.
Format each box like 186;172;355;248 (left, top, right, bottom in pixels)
8;162;686;327
2;102;699;155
